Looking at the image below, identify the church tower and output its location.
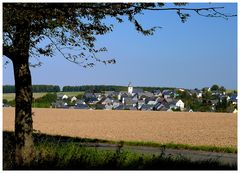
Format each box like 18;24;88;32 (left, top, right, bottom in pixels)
128;82;133;94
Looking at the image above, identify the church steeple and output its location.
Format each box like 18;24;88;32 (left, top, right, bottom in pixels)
128;82;133;94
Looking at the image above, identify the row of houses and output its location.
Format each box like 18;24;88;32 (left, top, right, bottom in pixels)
52;84;187;111
51;84;238;112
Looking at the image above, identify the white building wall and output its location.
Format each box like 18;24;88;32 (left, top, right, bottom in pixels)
62;95;68;100
197;93;202;98
176;100;184;110
128;86;133;94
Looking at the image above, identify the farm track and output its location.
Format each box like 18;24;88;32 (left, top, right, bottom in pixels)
3;108;237;148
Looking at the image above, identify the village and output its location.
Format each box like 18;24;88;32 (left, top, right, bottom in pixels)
51;84;238;113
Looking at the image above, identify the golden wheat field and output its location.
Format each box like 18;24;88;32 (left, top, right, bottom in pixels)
3;108;237;147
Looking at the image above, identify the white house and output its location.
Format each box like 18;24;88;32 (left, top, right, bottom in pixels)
71;96;77;102
233;109;238;113
176;100;185;110
62;94;68;100
118;93;122;100
197;92;202;98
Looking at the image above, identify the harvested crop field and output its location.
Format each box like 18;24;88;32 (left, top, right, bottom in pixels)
3;108;237;148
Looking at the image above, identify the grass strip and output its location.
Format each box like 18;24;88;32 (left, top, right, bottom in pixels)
28;131;237;154
3;131;237;154
3;135;237;170
120;141;237;154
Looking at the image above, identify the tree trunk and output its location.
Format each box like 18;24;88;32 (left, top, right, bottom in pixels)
13;58;35;167
12;21;35;167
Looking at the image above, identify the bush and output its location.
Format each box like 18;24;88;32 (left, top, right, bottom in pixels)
33;93;57;108
3;99;8;104
8;100;15;107
172;107;181;112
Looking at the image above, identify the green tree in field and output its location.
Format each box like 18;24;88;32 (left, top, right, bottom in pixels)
76;93;84;99
3;99;8;105
219;86;226;93
33;93;57;108
211;84;219;91
215;97;229;112
3;3;236;166
202;90;212;100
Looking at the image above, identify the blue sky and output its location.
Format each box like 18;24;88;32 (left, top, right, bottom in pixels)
2;3;237;90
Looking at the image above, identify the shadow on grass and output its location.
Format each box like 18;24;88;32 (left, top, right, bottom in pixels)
3;131;237;170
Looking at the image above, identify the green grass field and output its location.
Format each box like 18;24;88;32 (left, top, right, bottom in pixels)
3;93;17;101
3;92;84;101
225;90;238;94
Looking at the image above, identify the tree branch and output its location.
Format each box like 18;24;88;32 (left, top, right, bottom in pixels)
138;6;225;11
139;6;236;19
3;45;14;60
45;35;87;66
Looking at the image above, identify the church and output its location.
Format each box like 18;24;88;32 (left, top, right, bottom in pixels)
128;82;143;95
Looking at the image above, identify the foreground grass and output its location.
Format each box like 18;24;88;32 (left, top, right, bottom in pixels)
3;132;237;170
30;131;237;154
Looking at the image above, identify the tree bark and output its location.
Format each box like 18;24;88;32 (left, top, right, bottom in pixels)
12;21;35;167
13;58;35;167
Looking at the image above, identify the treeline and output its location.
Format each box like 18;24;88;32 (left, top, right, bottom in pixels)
62;85;175;93
3;85;60;93
3;85;15;93
139;86;175;92
32;85;60;93
62;85;128;92
4;84;176;93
